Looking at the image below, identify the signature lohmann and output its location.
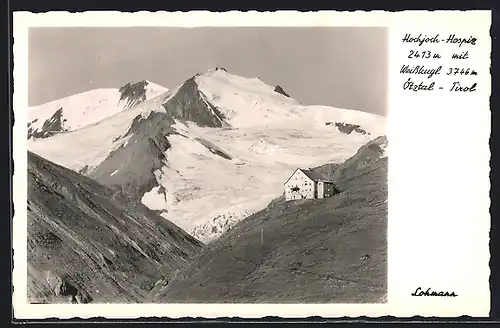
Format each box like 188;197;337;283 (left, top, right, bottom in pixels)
411;287;458;297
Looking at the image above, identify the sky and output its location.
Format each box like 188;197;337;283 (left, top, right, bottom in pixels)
28;27;388;115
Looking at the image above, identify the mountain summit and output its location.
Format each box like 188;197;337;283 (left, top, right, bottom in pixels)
28;70;386;243
161;76;227;128
28;80;168;140
118;80;167;108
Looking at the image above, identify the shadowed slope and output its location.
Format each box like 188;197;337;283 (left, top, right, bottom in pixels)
88;111;178;202
27;151;203;304
162;76;227;128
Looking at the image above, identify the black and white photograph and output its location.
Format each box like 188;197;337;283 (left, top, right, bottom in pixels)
25;25;388;304
11;9;494;320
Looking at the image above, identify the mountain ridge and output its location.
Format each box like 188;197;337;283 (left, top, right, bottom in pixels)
28;69;386;243
27;150;203;303
161;76;228;128
28;80;168;140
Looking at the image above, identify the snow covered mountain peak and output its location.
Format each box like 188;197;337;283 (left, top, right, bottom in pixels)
27;80;168;140
201;67;228;75
156;68;307;130
195;68;275;91
28;70;386;244
186;70;302;128
118;79;167;108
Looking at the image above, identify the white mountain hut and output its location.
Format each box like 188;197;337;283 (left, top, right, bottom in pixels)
283;168;341;201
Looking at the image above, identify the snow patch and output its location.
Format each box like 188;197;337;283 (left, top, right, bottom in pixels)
191;211;250;243
380;142;388;158
110;169;119;176
248;138;279;155
144;80;169;99
171;120;190;135
141;185;168;211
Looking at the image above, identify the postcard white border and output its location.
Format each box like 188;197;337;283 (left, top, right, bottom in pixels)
13;10;492;319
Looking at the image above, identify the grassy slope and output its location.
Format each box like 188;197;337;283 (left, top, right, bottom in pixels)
157;137;388;303
27;151;204;304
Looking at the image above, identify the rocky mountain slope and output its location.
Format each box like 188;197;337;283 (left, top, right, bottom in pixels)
28;68;386;243
309;135;388;183
27;151;203;304
28;80;168;140
274;85;290;98
153;137;388;303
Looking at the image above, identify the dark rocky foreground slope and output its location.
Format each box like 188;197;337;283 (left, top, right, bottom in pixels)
154;136;388;303
27;151;204;304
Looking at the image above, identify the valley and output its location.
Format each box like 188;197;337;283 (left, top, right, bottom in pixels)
28;68;386;242
26;68;388;303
